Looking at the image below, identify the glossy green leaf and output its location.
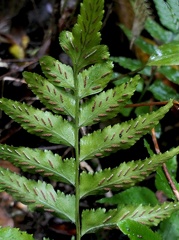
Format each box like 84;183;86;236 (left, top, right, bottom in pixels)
0;98;75;147
147;41;179;66
118;100;133;117
0;227;34;240
23;72;75;117
159;211;179;240
166;155;178;178
118;219;162;240
155;168;178;201
148;80;179;101
158;66;179;84
79;75;140;127
113;74;131;87
80;146;179;197
153;0;179;32
111;57;151;76
155;156;179;201
80;101;173;161
135;105;150;116
98;187;158;206
0;144;75;185
143;138;155;156
145;18;173;43
0;168;75;222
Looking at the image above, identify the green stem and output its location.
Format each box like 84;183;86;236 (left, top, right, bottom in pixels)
74;67;81;240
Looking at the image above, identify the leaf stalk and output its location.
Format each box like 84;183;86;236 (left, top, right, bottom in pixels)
74;67;81;239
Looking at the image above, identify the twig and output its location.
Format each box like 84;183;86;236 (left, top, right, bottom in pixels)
151;128;179;201
0;59;39;81
151;128;160;154
0;127;22;143
125;101;168;108
125;100;179;108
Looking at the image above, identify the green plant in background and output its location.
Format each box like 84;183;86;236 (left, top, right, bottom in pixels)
117;0;179;104
0;0;179;239
113;0;179;239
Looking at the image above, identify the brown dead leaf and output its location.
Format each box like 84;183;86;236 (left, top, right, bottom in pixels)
114;0;134;29
0;160;20;174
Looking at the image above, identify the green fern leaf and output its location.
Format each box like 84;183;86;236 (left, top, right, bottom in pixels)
80;100;173;161
153;0;179;32
72;0;103;49
59;0;109;70
81;202;179;235
78;61;113;98
79;75;140;127
0;144;75;185
80;146;179;197
0;168;75;222
0;227;34;240
0;98;75;147
40;56;74;89
23;72;75;117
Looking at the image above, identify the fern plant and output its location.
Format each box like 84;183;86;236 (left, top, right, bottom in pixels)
0;0;179;239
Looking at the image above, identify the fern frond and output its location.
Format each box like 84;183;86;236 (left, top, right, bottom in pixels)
81;202;179;235
0;227;34;240
0;144;75;185
59;0;109;70
0;168;75;222
40;56;74;89
78;61;113;98
80;146;179;197
79;75;140;127
23;72;75;117
80;100;173;161
0;98;75;147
